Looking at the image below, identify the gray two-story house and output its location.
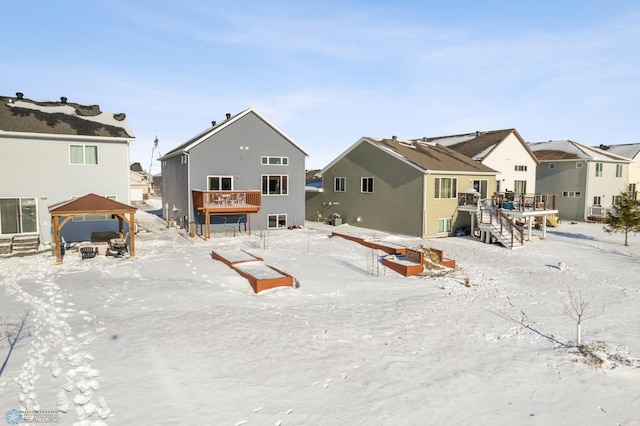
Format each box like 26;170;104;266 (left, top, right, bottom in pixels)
0;93;134;249
159;107;309;237
529;140;630;221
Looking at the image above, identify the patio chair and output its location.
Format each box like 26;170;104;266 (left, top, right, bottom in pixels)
107;232;129;257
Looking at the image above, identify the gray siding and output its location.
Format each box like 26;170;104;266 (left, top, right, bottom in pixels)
536;160;587;221
166;111;307;231
0;134;131;243
319;142;424;236
161;155;190;226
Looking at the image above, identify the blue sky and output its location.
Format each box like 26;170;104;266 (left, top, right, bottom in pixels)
3;0;640;172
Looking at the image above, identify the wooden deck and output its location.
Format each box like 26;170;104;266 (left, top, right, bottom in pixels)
192;190;262;239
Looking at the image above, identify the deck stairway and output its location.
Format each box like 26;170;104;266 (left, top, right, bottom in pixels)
0;235;40;254
476;203;524;249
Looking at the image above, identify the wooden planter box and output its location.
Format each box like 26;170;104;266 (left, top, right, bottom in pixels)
232;261;294;293
382;248;424;277
211;249;263;266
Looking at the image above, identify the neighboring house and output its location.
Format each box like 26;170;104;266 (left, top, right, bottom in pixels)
413;129;539;197
159;107;309;234
529;140;630;222
305;136;497;238
0;93;134;247
595;143;640;199
129;169;151;201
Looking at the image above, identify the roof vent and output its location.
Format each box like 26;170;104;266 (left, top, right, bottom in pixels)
60;96;67;104
16;92;23;100
392;135;397;140
226;113;231;120
599;144;610;150
475;131;480;136
422;137;428;142
211;120;217;127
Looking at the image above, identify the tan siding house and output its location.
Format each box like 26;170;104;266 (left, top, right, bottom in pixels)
306;137;497;238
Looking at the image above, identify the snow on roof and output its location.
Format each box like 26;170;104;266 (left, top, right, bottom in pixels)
529;140;631;162
426;134;476;146
599;143;640;160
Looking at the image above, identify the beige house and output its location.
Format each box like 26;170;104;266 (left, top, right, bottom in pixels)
306;136;497;238
412;129;539;196
595;143;640;200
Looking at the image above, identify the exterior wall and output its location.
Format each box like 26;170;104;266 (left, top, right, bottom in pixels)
483;133;537;194
585;161;628;217
161;154;189;225
425;173;496;238
319;142;425;237
535;160;587;221
0;133;131;244
186;111;307;230
629;154;640;196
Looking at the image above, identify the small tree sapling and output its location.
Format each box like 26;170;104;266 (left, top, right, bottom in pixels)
563;286;604;347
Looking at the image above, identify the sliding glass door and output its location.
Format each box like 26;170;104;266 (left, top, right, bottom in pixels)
0;198;37;234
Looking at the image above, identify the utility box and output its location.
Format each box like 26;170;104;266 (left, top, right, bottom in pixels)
331;218;342;226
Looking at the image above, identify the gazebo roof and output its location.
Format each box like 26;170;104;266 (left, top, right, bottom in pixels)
48;193;136;215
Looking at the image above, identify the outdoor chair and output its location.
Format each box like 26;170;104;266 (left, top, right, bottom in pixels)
80;246;98;260
107;232;129;258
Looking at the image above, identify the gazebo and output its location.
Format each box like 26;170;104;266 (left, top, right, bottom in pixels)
48;193;137;264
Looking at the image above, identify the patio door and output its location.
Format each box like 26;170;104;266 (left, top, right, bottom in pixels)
0;198;37;235
472;179;488;199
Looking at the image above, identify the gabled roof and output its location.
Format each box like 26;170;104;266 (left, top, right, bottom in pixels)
412;128;540;164
321;137;498;175
48;193;136;214
529;140;632;162
159;107;309;160
594;143;640;160
0;93;134;139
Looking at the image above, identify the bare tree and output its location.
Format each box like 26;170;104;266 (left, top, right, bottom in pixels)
563;286;604;346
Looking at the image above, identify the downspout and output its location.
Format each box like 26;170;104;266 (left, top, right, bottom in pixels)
584;161;590;221
423;170;430;238
186;151;192;224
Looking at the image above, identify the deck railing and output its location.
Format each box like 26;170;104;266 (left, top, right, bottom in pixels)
491;192;557;212
192;190;262;213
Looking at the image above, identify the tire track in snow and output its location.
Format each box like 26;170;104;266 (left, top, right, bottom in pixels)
2;264;111;424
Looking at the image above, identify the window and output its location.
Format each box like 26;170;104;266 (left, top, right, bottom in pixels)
361;177;374;193
593;196;601;207
268;214;287;229
181;154;187;165
514;180;527;194
262;175;288;195
437;218;452;234
576;162;583;168
616;164;623;178
612;195;622;205
0;198;37;234
514;165;527;171
334;177;346;192
70;144;98;165
562;191;581;198
208;176;233;191
434;177;457;199
595;162;603;177
549;163;555;169
261;156;289;166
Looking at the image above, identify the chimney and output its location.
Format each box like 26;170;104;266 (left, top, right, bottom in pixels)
60;96;67;104
475;131;480;136
16;92;23;100
211;120;217;127
226;113;231;120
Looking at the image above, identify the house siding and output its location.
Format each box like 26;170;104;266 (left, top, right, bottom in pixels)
161;155;189;225
162;110;307;233
0;134;131;243
482;133;537;194
320;142;424;236
535;160;586;221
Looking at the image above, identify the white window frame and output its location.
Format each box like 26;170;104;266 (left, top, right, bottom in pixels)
0;197;38;235
207;176;233;191
595;162;603;177
267;213;287;229
616;164;623;178
262;174;288;195
261;156;289;166
514;180;527;194
361;177;374;193
437;218;452;234
514;165;527;171
593;196;601;207
69;144;99;165
549;163;555;169
334;177;346;192
434;177;457;199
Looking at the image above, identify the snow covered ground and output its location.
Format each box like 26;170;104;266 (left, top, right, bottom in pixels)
1;200;639;425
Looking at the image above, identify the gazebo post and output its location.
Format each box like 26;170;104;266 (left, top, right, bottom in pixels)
129;212;136;258
52;215;62;265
